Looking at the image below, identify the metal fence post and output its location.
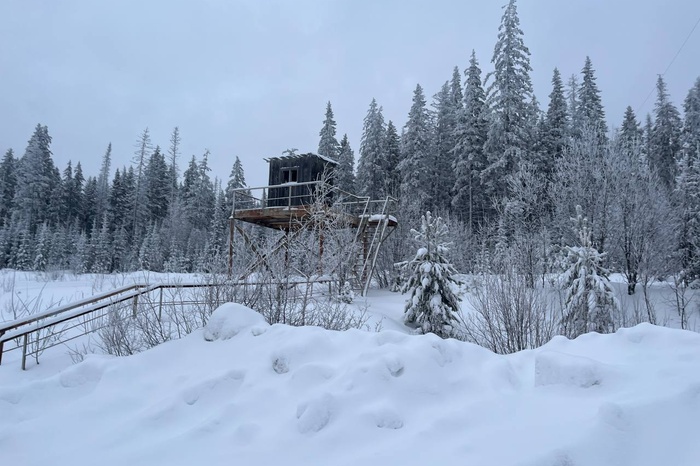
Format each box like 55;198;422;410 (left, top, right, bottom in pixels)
0;330;4;366
132;294;139;318
21;334;28;371
158;287;164;321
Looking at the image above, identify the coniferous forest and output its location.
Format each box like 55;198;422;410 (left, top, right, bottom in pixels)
2;0;700;318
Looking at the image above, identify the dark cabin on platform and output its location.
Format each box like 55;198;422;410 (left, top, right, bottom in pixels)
266;153;337;207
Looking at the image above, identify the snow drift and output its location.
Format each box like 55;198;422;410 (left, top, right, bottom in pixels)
1;305;700;466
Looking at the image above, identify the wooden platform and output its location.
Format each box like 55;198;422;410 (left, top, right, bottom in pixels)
233;207;397;232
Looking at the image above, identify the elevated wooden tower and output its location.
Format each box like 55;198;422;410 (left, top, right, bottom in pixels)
228;153;397;295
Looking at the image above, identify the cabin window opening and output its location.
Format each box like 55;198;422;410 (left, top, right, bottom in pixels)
282;167;298;183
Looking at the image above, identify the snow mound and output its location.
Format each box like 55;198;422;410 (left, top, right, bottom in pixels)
296;393;335;433
1;322;700;466
535;351;610;388
202;303;268;341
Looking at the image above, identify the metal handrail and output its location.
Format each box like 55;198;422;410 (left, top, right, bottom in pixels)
0;278;335;369
231;181;371;216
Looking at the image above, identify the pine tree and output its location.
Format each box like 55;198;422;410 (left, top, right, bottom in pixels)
196;151;216;226
357;98;387;200
96;143;112;220
111;225;129;272
399;84;433;215
209;184;229;255
14;230;33;270
48;226;66;269
92;215;112;273
71;162;86;226
318;101;340;161
432;81;459;213
62;160;85;225
13;124;60;233
139;223;164;271
181;155;199;208
336;134;356;195
674;79;700;282
675;149;700;282
400;211;461;338
33;222;50;271
132;127;153;234
650;75;682;190
226;156;250;208
0;148;17;226
0;226;9;268
643;113;654;164
483;0;535;199
383;123;401;199
559;206;618;337
541;68;569;177
168;127;181;205
144;146;170;222
620;106;642;154
566;74;579;129
81;177;98;234
682;77;700;156
453;51;489;227
108;168;126;231
575;56;607;142
181;151;216;236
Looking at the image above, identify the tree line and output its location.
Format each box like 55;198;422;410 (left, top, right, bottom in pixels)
0;125;247;273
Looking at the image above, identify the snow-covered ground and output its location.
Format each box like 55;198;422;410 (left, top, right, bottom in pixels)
1;270;700;465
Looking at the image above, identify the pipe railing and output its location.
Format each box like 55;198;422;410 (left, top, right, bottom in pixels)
0;278;333;370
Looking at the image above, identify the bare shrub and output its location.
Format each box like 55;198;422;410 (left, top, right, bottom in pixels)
460;271;555;354
305;298;371;331
667;273;697;330
97;306;142;356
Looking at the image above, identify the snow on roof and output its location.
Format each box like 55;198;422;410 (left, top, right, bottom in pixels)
266;152;339;165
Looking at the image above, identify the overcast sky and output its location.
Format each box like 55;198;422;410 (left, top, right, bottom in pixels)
2;0;700;188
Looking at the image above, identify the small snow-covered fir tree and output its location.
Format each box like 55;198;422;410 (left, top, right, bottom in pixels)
400;211;461;338
559;205;618;337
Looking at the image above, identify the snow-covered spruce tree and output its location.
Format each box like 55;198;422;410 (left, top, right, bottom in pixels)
559;205;618;338
573;56;607;143
540;68;569;179
383;121;401;199
431;75;460;214
226;156;252;209
453;50;489;229
650;75;682;190
336;134;356;195
399;84;434;216
483;0;535;201
357;98;387;200
318;101;340;161
400;211;461;338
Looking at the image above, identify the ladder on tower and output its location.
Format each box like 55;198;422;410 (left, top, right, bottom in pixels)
353;197;396;296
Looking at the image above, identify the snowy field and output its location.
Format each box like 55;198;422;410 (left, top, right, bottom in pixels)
1;270;700;465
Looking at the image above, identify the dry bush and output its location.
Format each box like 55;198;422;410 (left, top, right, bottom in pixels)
459;271;556;354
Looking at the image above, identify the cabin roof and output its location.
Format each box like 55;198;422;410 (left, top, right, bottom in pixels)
264;152;338;165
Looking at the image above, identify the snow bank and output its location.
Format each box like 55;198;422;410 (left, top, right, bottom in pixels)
534;351;610;388
1;309;700;466
202;303;269;341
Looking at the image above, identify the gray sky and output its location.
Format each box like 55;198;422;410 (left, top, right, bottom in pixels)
1;0;700;189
